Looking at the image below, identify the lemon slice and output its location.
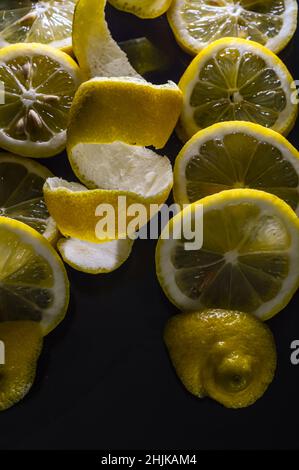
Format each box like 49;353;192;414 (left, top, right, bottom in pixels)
167;0;298;55
57;237;134;274
174;122;299;214
0;43;82;158
0;216;69;335
156;189;299;321
0;152;59;243
0;321;43;411
178;38;297;141
68;77;182;150
44;142;173;242
164;309;277;408
0;1;76;53
108;0;173;18
73;0;139;79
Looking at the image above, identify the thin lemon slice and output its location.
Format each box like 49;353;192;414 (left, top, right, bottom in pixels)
108;0;173;18
167;0;298;55
174;122;299;214
68;77;182;150
156;189;299;321
0;1;76;53
73;0;139;79
0;43;82;158
0;152;59;242
44;141;173;242
0;321;43;411
0;217;69;335
178;38;297;141
57;237;134;274
164;310;277;408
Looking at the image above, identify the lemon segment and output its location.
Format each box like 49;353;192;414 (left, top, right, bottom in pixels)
164;310;277;408
174;122;299;214
178;38;298;141
0;43;82;158
73;0;139;79
156;189;299;321
0;152;59;242
0;1;76;52
57;237;134;274
0;321;43;411
0;217;69;335
68;77;182;150
108;0;173;18
167;0;298;55
44;144;173;242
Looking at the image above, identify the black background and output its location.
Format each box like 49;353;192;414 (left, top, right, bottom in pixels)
1;4;299;451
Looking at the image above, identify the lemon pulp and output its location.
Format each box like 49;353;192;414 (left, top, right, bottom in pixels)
0;154;58;240
188;48;286;129
0;1;75;50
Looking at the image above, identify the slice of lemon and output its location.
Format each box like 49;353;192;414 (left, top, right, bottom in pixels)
167;0;298;55
174;121;299;214
0;216;69;335
0;152;59;243
68;77;182;150
0;43;82;158
108;0;173;18
178;38;297;141
164;309;277;408
44;142;173;242
73;0;139;79
57;237;134;274
0;321;43;411
0;1;76;53
156;189;299;321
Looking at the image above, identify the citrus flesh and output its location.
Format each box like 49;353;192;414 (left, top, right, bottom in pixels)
167;0;298;55
174;122;299;214
0;217;69;335
0;43;82;157
0;153;58;242
0;0;76;52
178;38;297;141
156;189;299;321
0;321;43;411
164;309;277;408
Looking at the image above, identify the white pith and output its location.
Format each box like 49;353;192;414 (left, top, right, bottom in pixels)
58;237;134;273
69;142;173;198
